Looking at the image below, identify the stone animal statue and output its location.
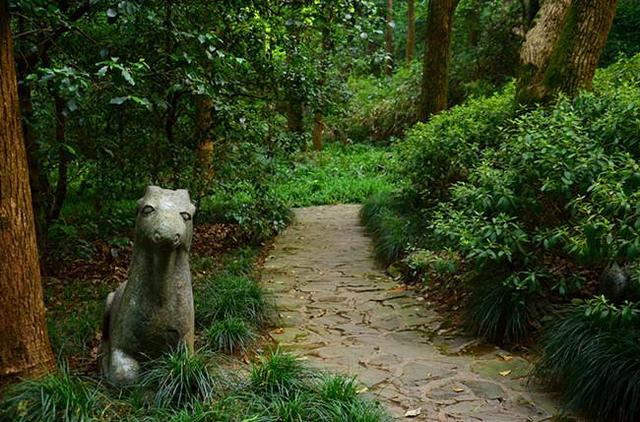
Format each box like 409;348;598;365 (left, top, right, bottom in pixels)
100;186;196;385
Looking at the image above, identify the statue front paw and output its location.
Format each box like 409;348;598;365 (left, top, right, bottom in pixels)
108;348;140;385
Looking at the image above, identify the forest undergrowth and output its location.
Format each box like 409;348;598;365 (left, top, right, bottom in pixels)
360;54;640;421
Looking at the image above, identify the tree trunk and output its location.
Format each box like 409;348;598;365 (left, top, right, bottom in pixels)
419;0;458;121
286;100;304;135
0;0;56;387
312;113;324;151
406;0;416;62
17;80;50;253
384;0;394;75
194;96;215;195
516;0;618;106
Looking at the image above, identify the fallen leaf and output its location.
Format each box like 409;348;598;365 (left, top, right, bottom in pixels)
404;408;422;417
356;386;369;394
453;387;464;393
272;328;285;334
498;354;513;361
499;370;512;376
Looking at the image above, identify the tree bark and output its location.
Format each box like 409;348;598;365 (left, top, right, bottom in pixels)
406;0;416;62
16;80;50;253
516;0;618;106
194;96;215;194
286;100;304;135
419;0;458;121
0;0;56;387
385;0;394;75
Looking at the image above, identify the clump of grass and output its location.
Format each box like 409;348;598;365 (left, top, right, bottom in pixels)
467;281;538;344
219;247;258;276
319;374;359;403
534;300;640;421
264;391;314;421
195;274;269;328
138;401;219;422
249;347;309;397
271;143;396;207
361;192;416;266
204;317;258;354
0;365;116;421
317;374;389;421
137;345;224;409
238;360;388;421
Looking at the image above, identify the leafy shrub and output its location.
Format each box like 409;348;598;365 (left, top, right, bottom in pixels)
340;62;422;143
365;53;640;421
204;317;258;354
535;297;640;421
396;84;515;206
0;366;115;422
402;249;462;285
199;181;292;242
195;274;269;328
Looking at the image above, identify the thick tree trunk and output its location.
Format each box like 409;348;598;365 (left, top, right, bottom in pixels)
419;0;458;121
516;0;618;105
17;81;50;253
384;0;394;75
286;100;304;135
194;96;215;193
0;0;56;387
406;0;416;62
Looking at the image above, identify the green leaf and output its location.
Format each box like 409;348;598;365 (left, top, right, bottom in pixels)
109;96;128;105
121;68;135;86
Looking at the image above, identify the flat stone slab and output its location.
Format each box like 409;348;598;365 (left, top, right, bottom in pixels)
262;205;564;421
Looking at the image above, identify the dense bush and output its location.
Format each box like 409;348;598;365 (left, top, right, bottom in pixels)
364;54;640;419
396;83;515;205
339;62;421;143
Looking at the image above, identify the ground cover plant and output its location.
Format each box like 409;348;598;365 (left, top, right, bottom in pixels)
362;54;640;419
271;143;396;208
1;243;388;421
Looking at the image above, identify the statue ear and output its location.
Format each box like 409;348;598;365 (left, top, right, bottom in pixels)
139;185;161;208
177;189;196;215
145;185;162;196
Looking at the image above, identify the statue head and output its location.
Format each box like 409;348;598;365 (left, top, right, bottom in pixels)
135;186;196;251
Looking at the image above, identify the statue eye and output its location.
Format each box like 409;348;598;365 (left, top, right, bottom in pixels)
180;212;192;222
141;205;155;215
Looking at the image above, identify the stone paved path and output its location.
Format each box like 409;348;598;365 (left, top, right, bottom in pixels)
262;205;562;421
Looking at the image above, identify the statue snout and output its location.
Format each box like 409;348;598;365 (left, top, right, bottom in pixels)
152;230;183;249
150;214;186;249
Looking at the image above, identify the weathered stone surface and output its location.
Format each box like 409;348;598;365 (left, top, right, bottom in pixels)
263;205;566;421
100;186;196;385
